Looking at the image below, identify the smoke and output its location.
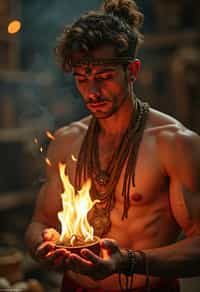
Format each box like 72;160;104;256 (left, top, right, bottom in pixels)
16;1;102;128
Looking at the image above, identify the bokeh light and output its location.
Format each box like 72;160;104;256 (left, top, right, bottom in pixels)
8;20;22;34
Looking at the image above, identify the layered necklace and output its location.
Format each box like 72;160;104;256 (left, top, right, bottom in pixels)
75;98;149;237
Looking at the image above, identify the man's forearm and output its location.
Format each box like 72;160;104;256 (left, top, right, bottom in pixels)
134;235;200;278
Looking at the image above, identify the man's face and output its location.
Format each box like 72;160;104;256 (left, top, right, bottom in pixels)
72;46;129;119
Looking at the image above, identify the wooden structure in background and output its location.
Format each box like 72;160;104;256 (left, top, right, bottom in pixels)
0;0;21;70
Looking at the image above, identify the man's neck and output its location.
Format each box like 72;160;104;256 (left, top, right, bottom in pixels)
97;97;135;138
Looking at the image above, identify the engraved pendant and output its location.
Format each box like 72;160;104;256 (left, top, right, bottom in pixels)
95;171;110;186
88;207;111;237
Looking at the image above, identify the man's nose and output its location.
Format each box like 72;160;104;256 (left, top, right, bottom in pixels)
88;91;100;100
87;83;100;100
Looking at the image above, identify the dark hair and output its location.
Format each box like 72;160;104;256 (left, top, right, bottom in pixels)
55;0;144;71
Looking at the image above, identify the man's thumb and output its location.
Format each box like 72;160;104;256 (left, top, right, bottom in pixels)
100;239;119;255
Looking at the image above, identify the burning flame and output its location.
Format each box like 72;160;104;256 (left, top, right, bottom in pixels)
71;154;77;162
57;163;99;246
45;157;52;167
46;130;55;141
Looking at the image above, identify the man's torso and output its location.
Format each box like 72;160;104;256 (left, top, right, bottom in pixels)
54;108;194;289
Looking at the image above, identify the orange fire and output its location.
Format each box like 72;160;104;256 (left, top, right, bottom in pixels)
57;163;99;246
45;157;52;167
71;154;77;162
46;130;55;141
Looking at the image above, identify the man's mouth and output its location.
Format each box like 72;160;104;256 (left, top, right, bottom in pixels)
87;101;108;109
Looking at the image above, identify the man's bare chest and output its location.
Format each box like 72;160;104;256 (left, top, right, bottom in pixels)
65;130;180;244
105;152;182;249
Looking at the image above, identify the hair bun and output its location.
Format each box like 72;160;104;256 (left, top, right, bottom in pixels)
102;0;144;29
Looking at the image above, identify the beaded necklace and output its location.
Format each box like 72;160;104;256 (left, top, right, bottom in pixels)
75;98;149;237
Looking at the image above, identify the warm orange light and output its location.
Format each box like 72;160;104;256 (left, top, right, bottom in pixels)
57;163;99;246
46;130;55;141
45;157;52;167
71;154;77;162
34;138;38;144
8;20;21;34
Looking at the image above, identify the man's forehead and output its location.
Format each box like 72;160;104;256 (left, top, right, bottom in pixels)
70;56;134;74
67;45;134;73
73;63;117;75
72;45;117;62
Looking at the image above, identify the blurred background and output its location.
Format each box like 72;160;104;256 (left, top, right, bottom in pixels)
0;0;199;291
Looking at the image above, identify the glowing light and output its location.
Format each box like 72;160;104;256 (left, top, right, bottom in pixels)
45;157;52;167
46;131;55;141
39;147;43;153
34;138;38;144
71;154;77;162
8;20;21;34
57;163;99;246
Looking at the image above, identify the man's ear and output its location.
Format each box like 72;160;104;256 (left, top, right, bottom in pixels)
128;59;141;81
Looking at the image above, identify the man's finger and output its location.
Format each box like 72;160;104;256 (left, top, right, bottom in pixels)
81;249;100;264
46;249;69;268
100;239;119;255
36;241;55;258
46;248;66;256
67;253;93;274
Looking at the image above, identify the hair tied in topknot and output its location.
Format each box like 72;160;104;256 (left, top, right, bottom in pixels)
102;0;144;30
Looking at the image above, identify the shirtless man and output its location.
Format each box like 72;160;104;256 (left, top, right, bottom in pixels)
25;0;200;291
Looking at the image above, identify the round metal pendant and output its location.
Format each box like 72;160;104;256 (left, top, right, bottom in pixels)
88;207;111;237
95;171;110;186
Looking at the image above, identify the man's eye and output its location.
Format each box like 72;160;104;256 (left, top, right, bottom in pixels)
77;78;87;83
96;75;112;81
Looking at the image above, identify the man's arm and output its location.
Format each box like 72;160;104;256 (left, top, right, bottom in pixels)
25;181;61;260
25;126;75;265
134;128;200;277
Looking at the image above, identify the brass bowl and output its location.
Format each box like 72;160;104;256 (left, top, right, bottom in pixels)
56;236;100;256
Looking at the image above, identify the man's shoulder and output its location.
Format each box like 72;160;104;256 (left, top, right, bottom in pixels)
148;108;199;147
148;108;200;168
55;115;91;139
46;115;91;167
148;108;185;140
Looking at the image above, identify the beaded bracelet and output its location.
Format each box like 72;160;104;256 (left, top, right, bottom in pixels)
137;250;151;292
118;249;137;291
118;250;151;292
